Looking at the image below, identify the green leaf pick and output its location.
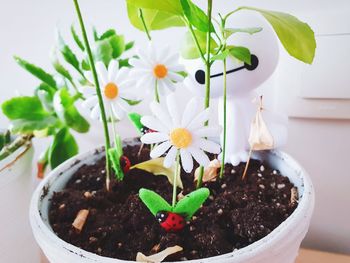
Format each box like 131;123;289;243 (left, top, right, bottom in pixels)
108;148;124;181
240;7;316;64
173;188;210;220
131;157;183;189
128;112;143;134
139;188;172;217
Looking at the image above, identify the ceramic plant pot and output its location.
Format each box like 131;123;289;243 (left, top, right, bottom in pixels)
30;140;314;263
0;142;37;262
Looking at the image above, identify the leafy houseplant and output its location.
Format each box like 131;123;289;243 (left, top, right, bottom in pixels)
29;0;315;262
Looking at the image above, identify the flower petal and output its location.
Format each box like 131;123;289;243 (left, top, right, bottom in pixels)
141;116;169;133
95;61;108;85
163;146;178;168
90;104;101;120
84;71;94;84
108;60;119;82
166;94;180;126
81;96;98;109
188;147;210;167
141;132;169;144
150;101;173;130
167;72;184;82
111;103;125;120
180;149;193;173
194;126;222;137
194;138;221;154
150;141;172;159
181;97;200;127
187;108;210;130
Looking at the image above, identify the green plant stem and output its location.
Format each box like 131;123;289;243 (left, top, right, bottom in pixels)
196;0;213;189
154;79;160;103
138;9;152;41
219;58;227;178
172;151;180;208
73;0;112;190
0;135;32;161
186;20;206;63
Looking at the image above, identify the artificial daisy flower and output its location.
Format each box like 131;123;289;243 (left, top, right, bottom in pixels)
129;43;185;96
81;59;137;121
140;94;222;173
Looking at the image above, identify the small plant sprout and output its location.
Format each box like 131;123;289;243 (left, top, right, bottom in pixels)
138;94;221;231
129;43;185;102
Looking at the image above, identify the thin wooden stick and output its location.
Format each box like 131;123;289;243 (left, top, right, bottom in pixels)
242;148;253;180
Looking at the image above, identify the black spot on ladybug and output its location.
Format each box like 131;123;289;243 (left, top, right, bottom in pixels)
171;216;175;221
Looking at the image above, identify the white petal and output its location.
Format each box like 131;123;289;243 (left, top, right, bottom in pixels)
108;60;119;82
168;64;185;72
95;61;108;84
81;96;98;109
141;132;169;144
188;147;210;167
163;146;178;168
141;116;169;133
115;67;129;84
180;149;193;173
194;138;221;154
187;108;210;130
194;126;222;137
162;78;177;92
117;98;130;112
150;101;173;130
157;80;168;96
157;46;171;62
150;141;172;159
111;103;125;120
163;53;179;65
181;97;200;127
90;105;101;120
166;94;180;126
80;86;96;97
167;72;184;82
84;71;94;84
129;58;149;69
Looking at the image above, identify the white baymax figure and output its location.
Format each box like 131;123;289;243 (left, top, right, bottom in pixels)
183;12;288;166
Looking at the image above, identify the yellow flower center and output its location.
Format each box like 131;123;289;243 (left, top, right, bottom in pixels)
153;64;168;79
170;128;192;149
104;82;119;99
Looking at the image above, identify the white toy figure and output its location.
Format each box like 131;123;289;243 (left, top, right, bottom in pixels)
183;12;288;166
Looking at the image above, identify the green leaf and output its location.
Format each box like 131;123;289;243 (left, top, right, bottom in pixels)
125;41;135;51
131;158;183;189
181;30;218;59
176;71;188;78
71;25;85;51
81;59;90;71
99;29;117;40
0;131;11;151
94;39;113;65
2;96;50;120
35;83;55;112
48;127;78;169
108;148;124;181
240;7;316;64
128;112;143;134
53;88;90;133
228;46;251;65
224;27;263;38
118;58;131;68
210;49;230;61
180;0;214;32
14;56;57;89
127;4;184;31
139;188;172;217
93;27;99;41
108;34;125;58
123;98;142;106
51;54;74;84
126;0;183;15
57;34;83;74
10;116;58;134
173;188;209;220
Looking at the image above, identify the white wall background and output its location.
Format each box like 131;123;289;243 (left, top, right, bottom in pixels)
1;0;350;258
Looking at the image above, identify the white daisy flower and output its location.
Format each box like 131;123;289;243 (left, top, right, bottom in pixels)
81;59;137;121
140;94;222;173
129;43;185;96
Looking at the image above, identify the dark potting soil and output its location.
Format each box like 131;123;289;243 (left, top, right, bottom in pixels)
49;141;298;261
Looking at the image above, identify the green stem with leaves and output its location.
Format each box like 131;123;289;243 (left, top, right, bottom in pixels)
172;151;181;207
73;0;112;190
219;58;227;178
196;0;213;189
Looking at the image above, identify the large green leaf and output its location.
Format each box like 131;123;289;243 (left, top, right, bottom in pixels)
173;187;209;220
240;7;316;64
53;88;90;133
126;0;183;15
224;27;263;38
180;0;214;32
48;127;78;169
94;39;113;65
14;56;57;89
127;4;185;31
139;188;172;217
181;30;218;59
2;96;50;120
10;116;58;134
57;35;83;74
228;46;251;65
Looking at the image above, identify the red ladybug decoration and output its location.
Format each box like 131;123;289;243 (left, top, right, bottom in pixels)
120;156;131;173
140;126;156;135
156;211;185;232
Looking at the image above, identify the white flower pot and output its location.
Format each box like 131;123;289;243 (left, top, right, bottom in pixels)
0;143;38;262
30;142;314;263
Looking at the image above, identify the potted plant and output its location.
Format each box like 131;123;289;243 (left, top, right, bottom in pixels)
29;0;315;262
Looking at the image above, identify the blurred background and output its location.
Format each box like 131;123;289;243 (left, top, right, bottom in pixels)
0;0;349;261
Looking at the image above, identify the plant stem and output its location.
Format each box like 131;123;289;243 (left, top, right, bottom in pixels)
196;0;213;188
219;58;227;178
138;9;152;41
73;0;112;191
186;19;206;63
172;151;181;207
154;79;160;103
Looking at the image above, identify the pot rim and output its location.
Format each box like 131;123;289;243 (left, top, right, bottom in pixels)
0;141;32;173
30;141;314;263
